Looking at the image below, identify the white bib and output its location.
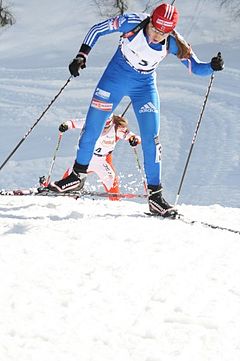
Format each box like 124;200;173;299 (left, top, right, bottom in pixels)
94;124;116;156
120;30;167;73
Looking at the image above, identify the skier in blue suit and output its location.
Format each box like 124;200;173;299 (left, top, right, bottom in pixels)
49;2;224;217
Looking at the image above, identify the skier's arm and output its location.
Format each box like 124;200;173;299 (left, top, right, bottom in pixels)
59;118;85;132
69;14;143;76
116;127;141;146
168;35;214;76
182;53;214;76
81;13;142;49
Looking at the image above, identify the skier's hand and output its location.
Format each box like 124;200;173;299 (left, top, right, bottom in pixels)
211;52;224;71
59;123;68;132
129;135;141;147
69;54;87;77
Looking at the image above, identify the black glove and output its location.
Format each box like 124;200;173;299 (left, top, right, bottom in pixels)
211;52;224;71
69;54;86;77
59;123;68;132
129;136;139;147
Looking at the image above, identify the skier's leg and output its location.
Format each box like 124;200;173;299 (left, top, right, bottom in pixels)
105;154;120;201
48;66;124;193
88;155;118;200
131;81;161;187
131;76;177;217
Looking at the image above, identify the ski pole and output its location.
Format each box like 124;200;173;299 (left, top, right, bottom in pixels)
0;76;72;172
132;146;148;194
174;73;215;206
121;101;132;117
45;132;63;185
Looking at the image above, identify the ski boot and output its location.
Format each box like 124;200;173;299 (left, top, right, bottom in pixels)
48;162;87;193
148;185;178;218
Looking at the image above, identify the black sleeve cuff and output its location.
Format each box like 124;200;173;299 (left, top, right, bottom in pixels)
78;44;91;55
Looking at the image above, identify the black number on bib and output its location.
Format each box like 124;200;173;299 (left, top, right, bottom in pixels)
138;59;148;67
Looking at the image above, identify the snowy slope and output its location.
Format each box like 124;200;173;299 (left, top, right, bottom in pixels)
0;195;240;361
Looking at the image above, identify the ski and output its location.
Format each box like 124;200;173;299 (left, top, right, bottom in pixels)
36;188;147;199
145;212;240;235
144;212;194;223
79;190;147;199
0;188;39;196
0;187;147;199
194;219;240;235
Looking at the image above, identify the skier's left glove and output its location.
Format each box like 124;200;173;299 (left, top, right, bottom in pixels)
211;52;224;71
69;54;87;77
69;44;91;77
59;123;68;132
129;135;141;147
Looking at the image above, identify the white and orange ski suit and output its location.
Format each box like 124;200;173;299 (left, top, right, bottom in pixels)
62;118;140;200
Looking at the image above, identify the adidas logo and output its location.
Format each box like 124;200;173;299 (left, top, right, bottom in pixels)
139;102;158;113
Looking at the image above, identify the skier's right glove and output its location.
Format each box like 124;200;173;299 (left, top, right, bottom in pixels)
59;123;68;132
129;135;141;147
69;53;87;77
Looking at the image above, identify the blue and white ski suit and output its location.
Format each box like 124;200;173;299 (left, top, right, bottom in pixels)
76;13;213;186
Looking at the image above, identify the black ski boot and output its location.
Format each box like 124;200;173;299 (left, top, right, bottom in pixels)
148;185;178;218
48;162;87;193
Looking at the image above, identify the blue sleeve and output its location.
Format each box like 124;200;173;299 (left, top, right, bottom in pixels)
82;13;143;48
168;36;213;76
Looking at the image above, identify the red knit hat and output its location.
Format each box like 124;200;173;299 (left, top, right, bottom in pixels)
151;3;179;33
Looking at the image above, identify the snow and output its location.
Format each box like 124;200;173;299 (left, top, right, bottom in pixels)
0;1;240;360
1;196;240;361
